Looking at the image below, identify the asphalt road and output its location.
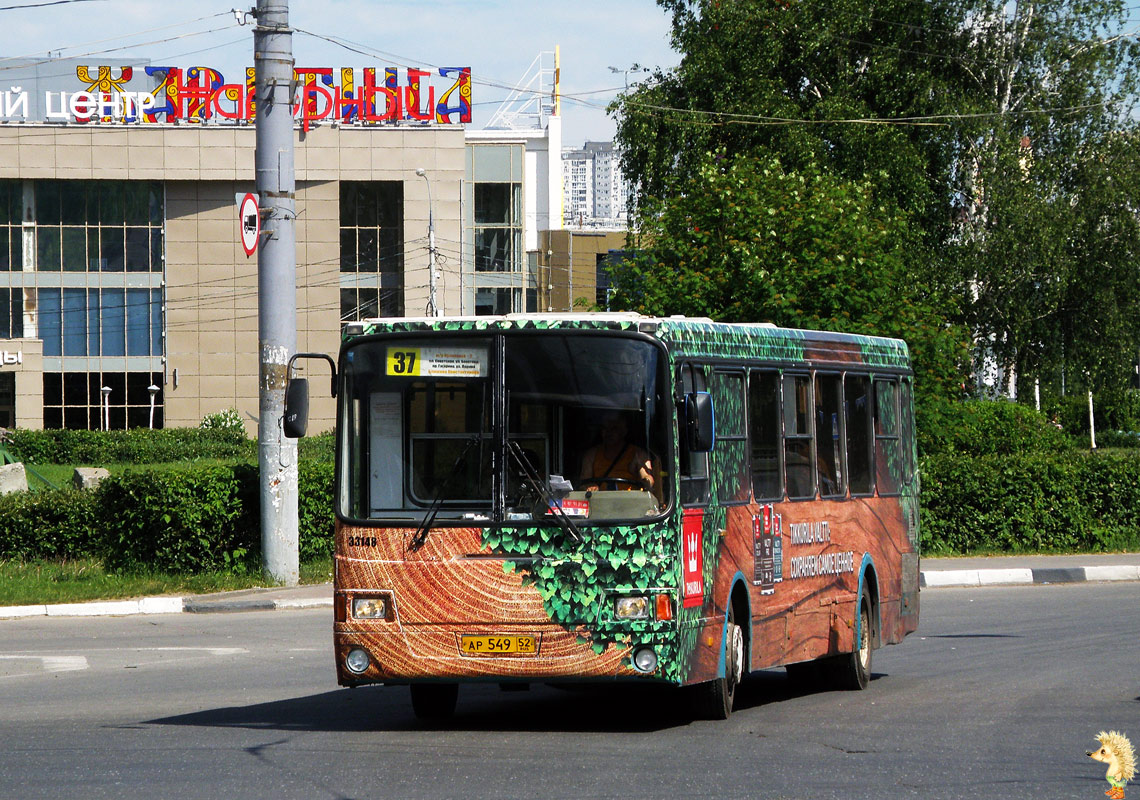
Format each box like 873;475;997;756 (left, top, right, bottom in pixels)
2;583;1138;800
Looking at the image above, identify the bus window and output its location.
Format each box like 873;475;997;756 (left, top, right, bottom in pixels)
504;335;669;520
900;377;916;484
679;364;710;506
815;373;845;498
338;337;493;520
783;373;815;500
408;382;491;503
874;378;901;496
748;370;781;501
844;374;874;495
711;370;748;505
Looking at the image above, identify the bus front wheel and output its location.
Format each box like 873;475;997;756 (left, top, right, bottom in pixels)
691;605;744;720
410;683;458;720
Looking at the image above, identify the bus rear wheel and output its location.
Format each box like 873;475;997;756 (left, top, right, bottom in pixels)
827;588;873;690
410;683;458;720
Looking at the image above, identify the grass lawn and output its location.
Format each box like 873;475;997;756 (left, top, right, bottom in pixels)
0;556;333;607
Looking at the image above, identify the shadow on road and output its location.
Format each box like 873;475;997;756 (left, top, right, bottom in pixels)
146;668;875;734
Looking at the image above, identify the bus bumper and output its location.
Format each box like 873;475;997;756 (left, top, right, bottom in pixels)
333;625;668;686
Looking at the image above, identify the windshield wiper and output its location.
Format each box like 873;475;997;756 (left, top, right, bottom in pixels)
506;440;583;546
408;435;482;553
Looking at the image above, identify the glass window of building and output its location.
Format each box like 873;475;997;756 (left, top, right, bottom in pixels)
23;180;165;431
340;181;403;320
43;371;163;431
473;183;521;272
467;143;525;312
475;288;517;316
34;181;162;273
0;179;22;272
0;289;23;339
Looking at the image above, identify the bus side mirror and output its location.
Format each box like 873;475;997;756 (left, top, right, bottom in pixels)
283;351;337;439
686;391;715;453
284;377;310;439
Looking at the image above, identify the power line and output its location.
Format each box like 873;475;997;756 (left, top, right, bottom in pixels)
0;0;104;10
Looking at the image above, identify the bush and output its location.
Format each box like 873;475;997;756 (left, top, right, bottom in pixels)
198;408;248;444
0;459;336;574
920;449;1140;554
97;464;260;574
0;488;100;561
4;427;255;465
920;399;1074;457
298;460;335;561
1096;430;1140;449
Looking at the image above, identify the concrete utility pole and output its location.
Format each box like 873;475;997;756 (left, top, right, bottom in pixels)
254;0;299;585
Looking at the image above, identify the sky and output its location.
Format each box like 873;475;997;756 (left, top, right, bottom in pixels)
0;0;682;146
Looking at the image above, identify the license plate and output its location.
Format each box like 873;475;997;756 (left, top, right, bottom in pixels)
459;634;538;655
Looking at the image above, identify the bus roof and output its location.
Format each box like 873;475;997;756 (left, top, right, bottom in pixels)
343;313;910;372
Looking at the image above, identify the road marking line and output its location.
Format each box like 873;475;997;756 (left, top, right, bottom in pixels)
0;655;89;672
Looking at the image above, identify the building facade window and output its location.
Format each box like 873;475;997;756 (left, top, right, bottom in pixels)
0;179;22;272
473;183;521;273
34;181;162;273
7;179;168;431
0;288;23;339
340;181;403;320
43;370;163;431
466;142;526;314
39;288;162;358
475;287;517;316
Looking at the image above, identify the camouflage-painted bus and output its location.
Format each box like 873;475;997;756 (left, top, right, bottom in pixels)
285;313;920;720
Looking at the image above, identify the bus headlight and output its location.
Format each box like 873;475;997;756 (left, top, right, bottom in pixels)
352;595;390;620
345;647;371;675
615;596;651;620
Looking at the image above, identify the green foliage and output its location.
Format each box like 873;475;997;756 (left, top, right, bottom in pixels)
920;450;1140;554
0;461;335;575
97;464;260;574
615;0;1140;409
298;460;335;561
0;488;100;561
1096;431;1140;450
5;427;255;464
615;0;963;240
611;150;970;428
298;432;335;463
920;399;1074;457
198;407;248;443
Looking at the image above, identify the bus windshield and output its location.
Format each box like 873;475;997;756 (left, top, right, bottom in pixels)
338;332;671;525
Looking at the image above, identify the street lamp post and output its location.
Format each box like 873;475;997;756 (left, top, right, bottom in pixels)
415;168;439;317
147;384;160;429
100;386;111;431
607;64;649;90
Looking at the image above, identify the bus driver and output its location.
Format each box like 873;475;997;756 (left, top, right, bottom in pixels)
578;411;660;499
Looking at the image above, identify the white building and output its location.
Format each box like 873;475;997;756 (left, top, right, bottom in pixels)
562;141;629;229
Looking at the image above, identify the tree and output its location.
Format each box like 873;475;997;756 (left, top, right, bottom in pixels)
944;0;1140;402
614;0;969;243
613;0;1140;409
610;150;970;424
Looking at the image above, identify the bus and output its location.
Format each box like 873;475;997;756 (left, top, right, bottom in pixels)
284;313;920;720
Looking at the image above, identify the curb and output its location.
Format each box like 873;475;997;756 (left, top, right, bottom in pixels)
0;592;333;620
3;565;1138;620
920;564;1140;588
